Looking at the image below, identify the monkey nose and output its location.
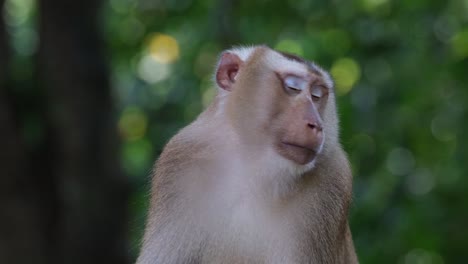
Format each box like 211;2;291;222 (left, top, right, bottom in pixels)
307;122;323;132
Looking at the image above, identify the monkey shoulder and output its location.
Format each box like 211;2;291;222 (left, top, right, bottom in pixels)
151;123;221;199
315;145;352;179
155;121;215;168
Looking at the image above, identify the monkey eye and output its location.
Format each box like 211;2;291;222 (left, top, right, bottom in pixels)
283;75;306;92
311;86;324;100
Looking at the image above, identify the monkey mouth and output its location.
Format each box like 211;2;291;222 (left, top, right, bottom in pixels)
282;142;316;153
278;142;318;165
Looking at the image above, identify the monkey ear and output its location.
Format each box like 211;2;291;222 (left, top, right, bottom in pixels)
216;52;242;91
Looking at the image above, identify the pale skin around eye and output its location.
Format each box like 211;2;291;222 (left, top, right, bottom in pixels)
284;75;308;91
311;85;324;99
283;75;324;100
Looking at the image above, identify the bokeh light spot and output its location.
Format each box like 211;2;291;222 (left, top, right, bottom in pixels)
351;84;377;112
4;0;35;26
331;58;361;95
431;113;457;142
433;16;458;43
386;147;415;176
148;33;180;64
406;168;435;196
12;25;37;56
137;54;171;84
403;248;444;264
4;0;38;57
451;29;468;59
274;39;304;56
360;0;389;13
122;139;153;178
110;0;135;14
119;106;148;141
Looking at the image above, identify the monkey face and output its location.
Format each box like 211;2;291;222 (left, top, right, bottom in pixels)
271;72;329;165
217;47;333;168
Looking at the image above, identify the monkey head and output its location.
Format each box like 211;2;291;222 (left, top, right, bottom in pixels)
215;46;338;171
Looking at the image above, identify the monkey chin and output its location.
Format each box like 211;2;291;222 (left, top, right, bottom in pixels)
279;142;318;165
274;142;323;176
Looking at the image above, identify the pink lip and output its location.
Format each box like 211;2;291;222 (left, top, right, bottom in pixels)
282;142;316;153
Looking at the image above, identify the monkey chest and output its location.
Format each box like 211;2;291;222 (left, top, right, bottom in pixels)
198;203;308;263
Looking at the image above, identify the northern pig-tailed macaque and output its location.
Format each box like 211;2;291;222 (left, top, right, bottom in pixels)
137;45;358;264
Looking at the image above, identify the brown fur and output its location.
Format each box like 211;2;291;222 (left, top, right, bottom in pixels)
137;46;358;264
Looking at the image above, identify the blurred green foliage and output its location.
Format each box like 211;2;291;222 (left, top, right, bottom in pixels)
5;0;468;263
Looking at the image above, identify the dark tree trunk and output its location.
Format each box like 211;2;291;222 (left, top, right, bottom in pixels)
0;0;127;262
0;1;51;263
36;0;129;263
